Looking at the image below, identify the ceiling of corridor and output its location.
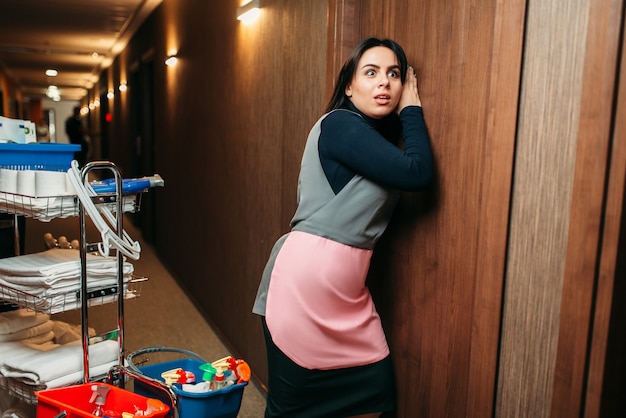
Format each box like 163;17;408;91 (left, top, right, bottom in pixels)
0;0;162;102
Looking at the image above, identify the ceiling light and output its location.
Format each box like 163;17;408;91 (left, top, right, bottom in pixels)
46;85;60;101
45;69;58;77
237;0;261;23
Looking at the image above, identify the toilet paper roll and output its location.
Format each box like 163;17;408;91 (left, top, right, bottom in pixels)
65;174;77;196
16;170;36;196
35;170;67;197
0;169;18;194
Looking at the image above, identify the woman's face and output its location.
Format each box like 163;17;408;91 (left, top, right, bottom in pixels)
345;46;403;119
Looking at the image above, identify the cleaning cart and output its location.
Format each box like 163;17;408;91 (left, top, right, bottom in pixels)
0;145;162;412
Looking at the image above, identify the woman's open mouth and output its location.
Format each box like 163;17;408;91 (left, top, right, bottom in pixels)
374;94;391;105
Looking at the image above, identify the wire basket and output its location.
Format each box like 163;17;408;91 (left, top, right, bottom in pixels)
0;275;146;315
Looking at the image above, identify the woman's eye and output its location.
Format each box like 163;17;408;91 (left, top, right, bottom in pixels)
366;69;376;76
388;70;399;78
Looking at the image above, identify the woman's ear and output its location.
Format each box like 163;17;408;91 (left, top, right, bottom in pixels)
345;85;352;97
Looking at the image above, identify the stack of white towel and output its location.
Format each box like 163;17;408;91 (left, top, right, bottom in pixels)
0;248;134;314
0;308;119;416
0;309;54;346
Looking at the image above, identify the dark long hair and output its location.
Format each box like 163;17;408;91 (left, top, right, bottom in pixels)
325;38;409;113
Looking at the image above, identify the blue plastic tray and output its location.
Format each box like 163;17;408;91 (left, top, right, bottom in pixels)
0;143;80;171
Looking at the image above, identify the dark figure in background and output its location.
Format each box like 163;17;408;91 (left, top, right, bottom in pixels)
65;106;88;166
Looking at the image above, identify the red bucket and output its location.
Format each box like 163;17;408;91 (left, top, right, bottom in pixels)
36;383;169;418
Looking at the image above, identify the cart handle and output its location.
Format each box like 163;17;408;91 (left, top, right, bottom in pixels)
107;364;179;418
126;346;208;374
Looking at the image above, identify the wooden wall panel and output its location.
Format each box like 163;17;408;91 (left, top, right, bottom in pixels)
325;0;361;100
552;0;624;416
357;0;525;416
145;0;329;385
497;0;625;417
584;16;626;414
497;0;591;415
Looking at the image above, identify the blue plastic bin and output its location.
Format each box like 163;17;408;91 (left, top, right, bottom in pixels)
0;143;80;171
133;358;247;418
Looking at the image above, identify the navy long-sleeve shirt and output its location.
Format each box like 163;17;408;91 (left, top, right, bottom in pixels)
318;104;433;194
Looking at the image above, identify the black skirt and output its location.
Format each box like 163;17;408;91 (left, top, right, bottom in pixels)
262;317;396;418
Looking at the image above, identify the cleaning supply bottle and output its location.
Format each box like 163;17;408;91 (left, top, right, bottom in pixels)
199;363;217;389
224;369;237;387
213;369;226;390
89;384;110;416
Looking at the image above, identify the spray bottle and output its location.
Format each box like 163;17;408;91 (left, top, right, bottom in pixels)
199;363;217;390
89;384;110;417
213;368;226;390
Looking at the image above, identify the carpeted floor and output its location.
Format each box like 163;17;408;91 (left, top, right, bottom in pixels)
21;214;267;417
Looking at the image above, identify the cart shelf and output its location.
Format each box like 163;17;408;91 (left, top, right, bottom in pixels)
0;275;147;315
0;191;141;222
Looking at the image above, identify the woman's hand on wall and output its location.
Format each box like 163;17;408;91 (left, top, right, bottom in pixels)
397;65;422;114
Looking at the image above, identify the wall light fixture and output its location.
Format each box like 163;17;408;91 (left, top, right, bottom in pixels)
119;82;127;92
165;55;178;66
237;0;261;23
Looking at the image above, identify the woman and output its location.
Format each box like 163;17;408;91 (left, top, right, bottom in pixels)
253;38;434;417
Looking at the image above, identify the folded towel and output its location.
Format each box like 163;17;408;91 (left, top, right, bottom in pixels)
0;309;49;335
20;330;54;345
0;360;118;405
52;320;94;345
0;275;130;298
42;360;119;389
0;249;133;287
0;320;55;342
0;249;135;314
0;339;118;385
22;341;58;352
0;275;130;296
